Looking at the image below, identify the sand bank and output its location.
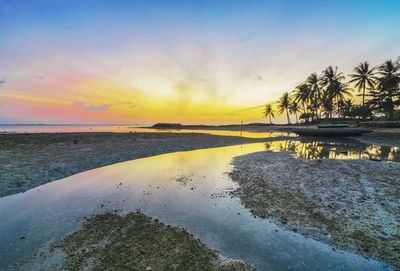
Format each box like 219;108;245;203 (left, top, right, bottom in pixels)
230;151;400;269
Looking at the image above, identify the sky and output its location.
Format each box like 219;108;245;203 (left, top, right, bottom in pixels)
0;0;399;124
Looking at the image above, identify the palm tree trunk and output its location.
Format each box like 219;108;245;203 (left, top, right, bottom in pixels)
389;94;394;118
361;85;367;120
362;85;365;107
286;108;290;124
295;112;298;124
269;115;272;125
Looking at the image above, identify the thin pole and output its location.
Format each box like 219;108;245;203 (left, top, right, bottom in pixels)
240;121;243;137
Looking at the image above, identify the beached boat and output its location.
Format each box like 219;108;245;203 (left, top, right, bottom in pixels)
291;128;373;137
318;124;350;128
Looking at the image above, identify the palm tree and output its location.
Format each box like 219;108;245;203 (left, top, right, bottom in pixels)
370;60;400;118
263;104;275;124
294;83;311;113
277;92;291;124
337;99;353;119
349;61;376;107
330;81;351;106
289;100;301;123
306;73;322;118
321;66;347;118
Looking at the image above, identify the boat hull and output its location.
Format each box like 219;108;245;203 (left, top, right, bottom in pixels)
291;128;373;137
318;124;350;128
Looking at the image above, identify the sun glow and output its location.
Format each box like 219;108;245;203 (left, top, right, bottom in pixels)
0;1;399;124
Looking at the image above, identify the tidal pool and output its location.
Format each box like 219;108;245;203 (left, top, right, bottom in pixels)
0;143;392;270
0;124;293;138
264;140;400;162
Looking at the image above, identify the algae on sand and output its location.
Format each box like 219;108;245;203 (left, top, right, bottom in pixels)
37;211;255;271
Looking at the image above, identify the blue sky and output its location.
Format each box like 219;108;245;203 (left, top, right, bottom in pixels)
0;0;399;124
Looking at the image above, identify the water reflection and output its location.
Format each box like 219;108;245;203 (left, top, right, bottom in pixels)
132;128;295;139
264;140;400;162
0;125;294;139
0;143;390;270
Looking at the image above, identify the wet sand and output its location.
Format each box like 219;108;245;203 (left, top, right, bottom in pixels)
0;132;277;198
20;211;255;271
358;128;400;147
229;151;400;269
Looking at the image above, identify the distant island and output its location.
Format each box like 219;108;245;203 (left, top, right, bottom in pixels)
152;122;272;129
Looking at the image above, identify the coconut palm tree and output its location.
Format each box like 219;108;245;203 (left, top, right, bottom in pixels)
349;61;376;107
321;66;347;118
263;104;275;124
306;73;322;118
370;60;400;118
294;83;311;113
289;100;301;123
330;81;351;106
321;66;345;86
277;92;291;124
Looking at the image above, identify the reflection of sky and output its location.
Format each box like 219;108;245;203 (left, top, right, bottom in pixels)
1;0;399;124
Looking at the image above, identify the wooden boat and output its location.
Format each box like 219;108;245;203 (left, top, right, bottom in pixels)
318;124;350;128
291;128;373;137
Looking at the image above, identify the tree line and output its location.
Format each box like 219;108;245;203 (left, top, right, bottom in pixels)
264;58;400;124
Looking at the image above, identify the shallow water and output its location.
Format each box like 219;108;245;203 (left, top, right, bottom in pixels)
264;140;400;162
0;124;292;138
0;143;391;270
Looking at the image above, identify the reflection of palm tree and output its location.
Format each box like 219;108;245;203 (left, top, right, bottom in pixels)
286;141;297;152
277;92;291;124
349;61;376;107
263;104;275;124
378;145;391;161
275;142;286;152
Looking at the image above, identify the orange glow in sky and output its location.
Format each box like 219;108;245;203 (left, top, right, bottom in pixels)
1;1;399;124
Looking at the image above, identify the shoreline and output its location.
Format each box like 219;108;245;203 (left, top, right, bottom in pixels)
145;125;400;147
0;132;285;198
229;151;400;269
1;129;398;198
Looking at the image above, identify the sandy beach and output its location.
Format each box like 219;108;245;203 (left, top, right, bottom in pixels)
229;151;400;269
0;132;280;198
1;129;399;270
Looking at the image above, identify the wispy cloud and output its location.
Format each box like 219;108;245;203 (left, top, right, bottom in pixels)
73;101;111;111
122;101;136;108
73;101;85;106
87;104;111;111
0;80;5;86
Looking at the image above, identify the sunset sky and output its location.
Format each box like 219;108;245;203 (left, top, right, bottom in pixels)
0;0;399;124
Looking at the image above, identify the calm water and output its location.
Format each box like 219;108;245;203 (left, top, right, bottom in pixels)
0;124;293;138
0;143;391;270
264;140;400;162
